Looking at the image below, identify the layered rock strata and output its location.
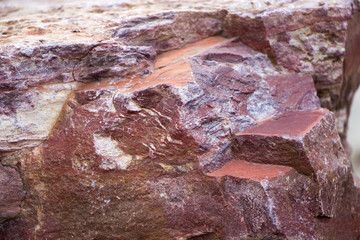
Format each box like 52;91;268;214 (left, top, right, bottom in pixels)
1;0;360;239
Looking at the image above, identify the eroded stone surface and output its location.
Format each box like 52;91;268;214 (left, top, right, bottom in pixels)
1;0;360;239
0;164;25;224
221;170;319;239
1;0;359;150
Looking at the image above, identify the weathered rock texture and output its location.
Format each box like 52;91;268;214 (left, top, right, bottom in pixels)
0;164;25;224
1;0;360;239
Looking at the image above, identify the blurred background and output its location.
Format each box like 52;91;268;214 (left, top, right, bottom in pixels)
348;90;360;177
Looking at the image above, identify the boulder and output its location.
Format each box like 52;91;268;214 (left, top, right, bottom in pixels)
1;0;360;239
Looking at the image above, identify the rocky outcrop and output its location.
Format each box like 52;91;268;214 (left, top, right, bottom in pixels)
1;0;360;239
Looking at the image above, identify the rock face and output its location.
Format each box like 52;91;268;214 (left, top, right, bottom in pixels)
1;0;360;239
0;164;25;224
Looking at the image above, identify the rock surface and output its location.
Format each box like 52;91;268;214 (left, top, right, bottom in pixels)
0;164;25;224
1;0;360;239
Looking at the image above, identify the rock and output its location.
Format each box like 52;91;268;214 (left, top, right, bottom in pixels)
0;41;155;90
222;0;359;143
231;110;349;217
0;83;78;150
0;164;25;224
1;0;360;239
210;163;319;239
113;11;227;52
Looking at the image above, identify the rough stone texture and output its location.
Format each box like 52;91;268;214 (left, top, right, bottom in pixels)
0;164;25;224
1;0;360;239
231;110;349;217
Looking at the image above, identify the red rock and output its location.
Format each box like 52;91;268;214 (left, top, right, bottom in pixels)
230;110;350;216
0;164;25;224
207;160;293;180
114;11;228;52
220;169;319;239
242;110;326;136
1;0;360;239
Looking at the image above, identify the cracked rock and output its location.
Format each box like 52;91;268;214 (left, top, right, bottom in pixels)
1;0;360;239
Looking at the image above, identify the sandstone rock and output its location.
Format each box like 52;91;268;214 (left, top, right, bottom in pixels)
1;0;360;239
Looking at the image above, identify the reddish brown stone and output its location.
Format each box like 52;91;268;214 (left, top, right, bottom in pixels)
1;0;360;239
207;160;293;180
230;110;350;217
0;164;25;224
113;11;228;52
0;35;356;240
241;110;326;136
220;170;319;239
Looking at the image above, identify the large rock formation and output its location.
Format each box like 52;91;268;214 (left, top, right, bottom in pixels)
0;164;25;224
1;0;360;239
